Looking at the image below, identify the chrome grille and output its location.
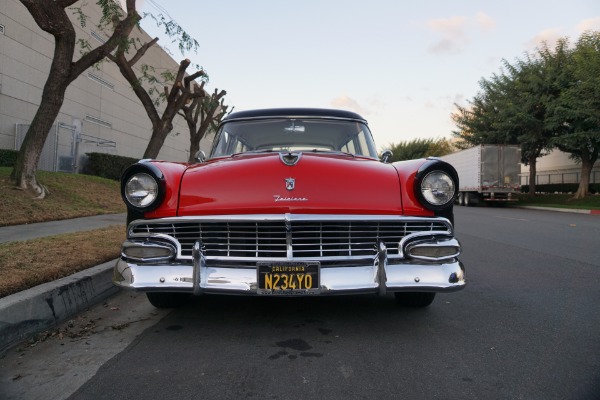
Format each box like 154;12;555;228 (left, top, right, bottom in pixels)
130;216;450;260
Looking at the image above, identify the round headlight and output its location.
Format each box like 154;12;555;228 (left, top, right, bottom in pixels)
124;173;158;208
420;171;455;206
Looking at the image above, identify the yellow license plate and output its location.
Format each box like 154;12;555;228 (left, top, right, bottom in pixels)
257;262;320;295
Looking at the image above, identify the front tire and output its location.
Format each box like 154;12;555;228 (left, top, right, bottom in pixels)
146;292;191;308
395;292;436;307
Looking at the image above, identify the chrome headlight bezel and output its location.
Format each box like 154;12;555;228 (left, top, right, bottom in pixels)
124;173;158;208
121;162;166;213
414;159;458;211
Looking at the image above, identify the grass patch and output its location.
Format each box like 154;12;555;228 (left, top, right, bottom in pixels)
514;193;600;210
0;226;125;298
0;168;127;296
0;167;125;226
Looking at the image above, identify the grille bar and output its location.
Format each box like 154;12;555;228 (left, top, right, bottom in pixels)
129;216;451;260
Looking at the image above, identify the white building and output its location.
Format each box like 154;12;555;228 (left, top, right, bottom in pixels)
520;150;600;186
0;0;213;172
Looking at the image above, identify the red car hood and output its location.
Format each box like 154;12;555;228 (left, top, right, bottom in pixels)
177;153;403;215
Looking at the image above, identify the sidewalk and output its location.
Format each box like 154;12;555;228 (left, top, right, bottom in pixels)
0;213;127;244
0;214;126;353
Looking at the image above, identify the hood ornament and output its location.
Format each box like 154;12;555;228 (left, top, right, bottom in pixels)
279;151;302;166
285;178;295;191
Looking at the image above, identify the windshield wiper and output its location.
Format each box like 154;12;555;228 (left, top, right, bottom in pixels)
307;149;355;158
231;149;275;157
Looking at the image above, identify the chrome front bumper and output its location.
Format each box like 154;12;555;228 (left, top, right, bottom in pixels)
113;243;466;296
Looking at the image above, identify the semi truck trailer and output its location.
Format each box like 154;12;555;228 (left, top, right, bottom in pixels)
440;145;521;206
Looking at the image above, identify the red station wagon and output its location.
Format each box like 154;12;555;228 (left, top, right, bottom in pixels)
114;108;466;308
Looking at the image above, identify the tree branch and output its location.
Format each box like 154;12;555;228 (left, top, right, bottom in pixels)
113;51;161;127
184;70;205;86
165;59;191;104
128;37;160;67
69;0;140;82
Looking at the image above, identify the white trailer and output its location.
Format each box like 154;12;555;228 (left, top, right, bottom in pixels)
440;145;521;206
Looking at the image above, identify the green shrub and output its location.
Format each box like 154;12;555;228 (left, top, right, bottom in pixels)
83;152;139;181
0;149;18;167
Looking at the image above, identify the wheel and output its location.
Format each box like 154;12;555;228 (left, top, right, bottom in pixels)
464;192;472;207
146;292;191;308
394;292;436;307
457;192;464;206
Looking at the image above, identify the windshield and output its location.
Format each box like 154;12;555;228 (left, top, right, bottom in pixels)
210;118;378;158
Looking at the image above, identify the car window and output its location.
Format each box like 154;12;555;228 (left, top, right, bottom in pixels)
210;118;378;158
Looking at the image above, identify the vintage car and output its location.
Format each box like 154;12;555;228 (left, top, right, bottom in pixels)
114;108;465;308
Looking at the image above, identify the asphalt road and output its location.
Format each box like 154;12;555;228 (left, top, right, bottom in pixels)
3;206;600;400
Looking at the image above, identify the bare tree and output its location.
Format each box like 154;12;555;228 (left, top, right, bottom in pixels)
179;86;230;162
108;42;206;158
11;0;140;198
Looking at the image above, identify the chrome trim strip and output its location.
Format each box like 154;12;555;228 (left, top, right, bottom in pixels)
130;213;453;226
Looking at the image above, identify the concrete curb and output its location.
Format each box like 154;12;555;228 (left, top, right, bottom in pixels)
0;260;119;354
517;206;600;215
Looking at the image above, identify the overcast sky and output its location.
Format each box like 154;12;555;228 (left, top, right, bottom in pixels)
137;0;600;148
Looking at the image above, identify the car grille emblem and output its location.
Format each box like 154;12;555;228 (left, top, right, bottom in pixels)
285;178;295;191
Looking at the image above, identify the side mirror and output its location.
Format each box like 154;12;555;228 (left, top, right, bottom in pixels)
380;149;393;163
194;150;206;163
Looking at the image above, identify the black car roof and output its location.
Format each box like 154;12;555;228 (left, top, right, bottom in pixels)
222;108;367;123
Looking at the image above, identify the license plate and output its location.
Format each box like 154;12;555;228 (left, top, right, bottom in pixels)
257;261;320;295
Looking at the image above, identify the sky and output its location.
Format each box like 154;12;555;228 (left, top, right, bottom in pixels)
136;0;600;149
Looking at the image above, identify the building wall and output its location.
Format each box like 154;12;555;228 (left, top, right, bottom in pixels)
520;150;600;185
0;0;214;171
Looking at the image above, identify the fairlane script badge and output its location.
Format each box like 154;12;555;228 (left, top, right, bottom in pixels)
273;195;308;202
285;177;295;191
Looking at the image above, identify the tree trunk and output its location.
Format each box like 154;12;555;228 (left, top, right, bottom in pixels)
143;123;172;159
184;92;228;162
11;0;139;197
10;12;74;197
527;154;537;197
10;91;67;197
572;148;594;199
188;140;200;163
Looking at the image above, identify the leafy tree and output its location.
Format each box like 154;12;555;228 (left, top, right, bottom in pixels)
11;0;140;198
452;74;510;147
384;138;454;162
500;51;559;196
452;41;567;195
547;31;600;199
179;85;231;163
